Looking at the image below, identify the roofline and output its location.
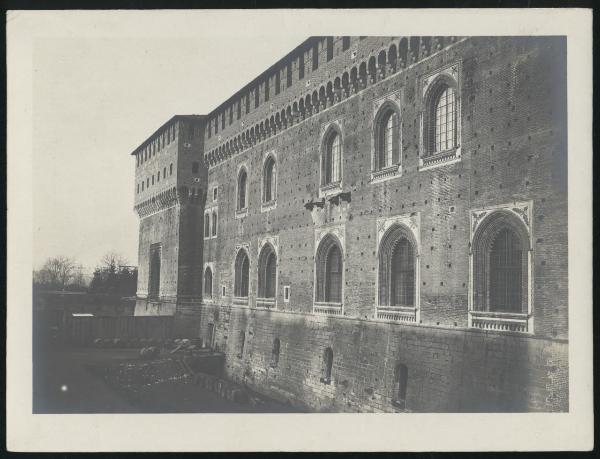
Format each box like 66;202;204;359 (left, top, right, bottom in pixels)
130;114;205;155
205;36;318;118
130;36;319;156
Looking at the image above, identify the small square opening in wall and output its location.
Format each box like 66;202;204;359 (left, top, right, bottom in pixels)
449;206;456;213
213;187;218;201
283;285;291;303
222;285;226;297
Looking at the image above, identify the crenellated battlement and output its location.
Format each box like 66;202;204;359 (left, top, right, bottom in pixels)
202;36;463;167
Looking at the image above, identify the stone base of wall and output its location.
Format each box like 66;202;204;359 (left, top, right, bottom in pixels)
196;302;568;413
134;299;177;316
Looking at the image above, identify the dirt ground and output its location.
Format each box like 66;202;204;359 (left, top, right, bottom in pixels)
33;345;300;413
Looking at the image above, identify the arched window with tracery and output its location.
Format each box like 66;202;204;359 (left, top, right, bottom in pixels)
322;128;342;186
257;244;277;308
204;266;213;299
263;156;277;203
234;248;250;299
374;105;401;171
378;225;417;309
237;168;248;211
472;211;529;315
424;77;459;158
315;235;343;308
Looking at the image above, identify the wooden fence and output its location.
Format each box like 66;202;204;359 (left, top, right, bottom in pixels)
66;315;174;346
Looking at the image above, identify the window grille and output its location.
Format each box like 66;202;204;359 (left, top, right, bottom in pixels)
434;86;456;152
325;245;342;303
390;239;415;306
489;228;523;312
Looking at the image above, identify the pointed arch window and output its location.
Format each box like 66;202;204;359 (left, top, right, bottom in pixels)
322;129;342;186
234;249;250;300
263;156;277;203
374;105;401;173
237;168;248;211
258;244;277;301
421;69;461;169
470;209;531;333
315;235;343;314
377;224;419;322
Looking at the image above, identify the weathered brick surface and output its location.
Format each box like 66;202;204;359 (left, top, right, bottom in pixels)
197;303;567;412
131;36;568;412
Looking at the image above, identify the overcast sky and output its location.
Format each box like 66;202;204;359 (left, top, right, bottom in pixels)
32;18;304;271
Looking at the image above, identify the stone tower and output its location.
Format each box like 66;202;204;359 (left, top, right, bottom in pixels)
131;115;207;336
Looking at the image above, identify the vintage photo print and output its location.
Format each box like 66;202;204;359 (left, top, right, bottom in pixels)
6;8;593;452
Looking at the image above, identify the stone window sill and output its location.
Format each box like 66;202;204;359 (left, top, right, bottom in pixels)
260;200;277;213
370;164;402;184
419;146;461;171
235;208;248;219
376;306;417;323
256;297;276;309
233;296;249;306
469;310;531;333
313;302;343;316
319;181;342;199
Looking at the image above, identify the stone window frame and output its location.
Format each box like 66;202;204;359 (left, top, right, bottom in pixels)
203;262;215;303
203;211;211;240
318;120;344;199
370;91;404;184
232;243;251;307
313;225;345;316
256;236;279;310
468;201;534;334
261;150;278;213
375;213;421;324
418;62;462;171
235;162;249;219
211;207;218;238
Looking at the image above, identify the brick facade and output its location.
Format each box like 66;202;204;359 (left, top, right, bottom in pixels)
130;36;568;412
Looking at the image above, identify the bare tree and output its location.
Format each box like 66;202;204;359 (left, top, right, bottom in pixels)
37;256;78;290
100;251;129;272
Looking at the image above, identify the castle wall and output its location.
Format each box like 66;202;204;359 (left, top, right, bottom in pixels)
198;303;568;412
131;36;568;412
